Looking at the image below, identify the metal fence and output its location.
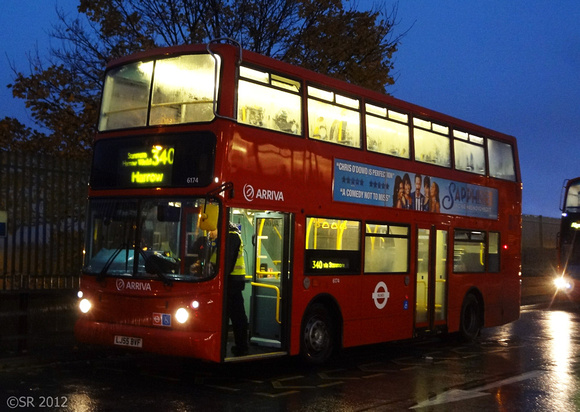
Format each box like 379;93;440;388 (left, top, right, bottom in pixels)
0;151;90;291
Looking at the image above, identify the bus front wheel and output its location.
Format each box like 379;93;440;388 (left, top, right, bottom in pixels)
459;293;482;342
301;303;334;364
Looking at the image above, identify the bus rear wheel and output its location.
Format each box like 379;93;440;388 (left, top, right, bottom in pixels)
301;303;334;364
459;293;482;342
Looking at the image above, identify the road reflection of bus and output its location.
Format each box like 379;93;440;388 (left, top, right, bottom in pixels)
554;177;580;301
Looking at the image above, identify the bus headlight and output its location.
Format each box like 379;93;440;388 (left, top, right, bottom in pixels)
554;276;573;291
79;298;92;314
175;307;189;324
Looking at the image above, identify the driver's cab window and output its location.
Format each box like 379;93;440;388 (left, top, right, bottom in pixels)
186;202;220;278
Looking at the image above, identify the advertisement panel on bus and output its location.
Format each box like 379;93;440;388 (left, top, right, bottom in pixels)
333;158;498;219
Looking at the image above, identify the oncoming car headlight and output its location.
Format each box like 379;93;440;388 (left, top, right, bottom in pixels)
79;298;92;314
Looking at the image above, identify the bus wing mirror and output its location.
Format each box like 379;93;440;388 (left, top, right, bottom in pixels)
200;203;219;231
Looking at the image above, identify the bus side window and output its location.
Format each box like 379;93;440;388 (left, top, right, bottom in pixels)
237;67;302;135
488;232;500;272
307;86;361;148
365;105;410;159
454;229;485;273
488;139;517;181
413;128;450;168
453;131;485;175
364;223;409;273
304;217;361;275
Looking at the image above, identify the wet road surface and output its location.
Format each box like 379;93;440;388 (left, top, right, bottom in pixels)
2;301;580;411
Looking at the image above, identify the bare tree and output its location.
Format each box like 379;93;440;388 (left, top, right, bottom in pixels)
5;0;406;155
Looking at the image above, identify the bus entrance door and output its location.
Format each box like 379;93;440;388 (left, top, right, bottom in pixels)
249;212;290;350
414;227;448;334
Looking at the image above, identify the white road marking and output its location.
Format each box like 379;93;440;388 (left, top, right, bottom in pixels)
410;370;543;409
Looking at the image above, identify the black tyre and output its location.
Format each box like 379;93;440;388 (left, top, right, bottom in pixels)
300;303;334;365
459;293;482;342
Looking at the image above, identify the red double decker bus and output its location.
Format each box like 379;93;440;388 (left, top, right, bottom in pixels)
75;40;522;364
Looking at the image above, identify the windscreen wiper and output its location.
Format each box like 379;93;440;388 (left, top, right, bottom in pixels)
96;244;126;281
140;249;174;286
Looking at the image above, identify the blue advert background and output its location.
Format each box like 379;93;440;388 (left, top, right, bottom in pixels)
333;158;498;219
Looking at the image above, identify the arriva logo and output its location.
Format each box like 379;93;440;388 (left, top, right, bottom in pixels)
243;183;285;202
115;279;152;292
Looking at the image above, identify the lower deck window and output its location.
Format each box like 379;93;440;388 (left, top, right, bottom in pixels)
454;230;485;272
488;232;500;272
454;229;500;273
364;223;409;273
305;217;361;275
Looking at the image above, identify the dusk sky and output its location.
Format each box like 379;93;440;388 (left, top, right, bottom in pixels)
2;0;579;218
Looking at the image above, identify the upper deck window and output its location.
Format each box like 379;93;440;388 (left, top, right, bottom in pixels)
99;61;153;130
487;138;516;181
453;130;485;175
237;66;302;135
413;118;451;168
365;103;410;159
99;54;219;131
308;86;361;148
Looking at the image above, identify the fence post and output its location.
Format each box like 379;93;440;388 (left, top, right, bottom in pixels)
17;292;28;353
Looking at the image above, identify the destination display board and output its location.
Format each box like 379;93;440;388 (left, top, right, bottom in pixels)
90;133;215;189
119;145;175;187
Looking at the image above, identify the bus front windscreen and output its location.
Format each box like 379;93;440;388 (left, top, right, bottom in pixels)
565;181;580;213
84;198;220;282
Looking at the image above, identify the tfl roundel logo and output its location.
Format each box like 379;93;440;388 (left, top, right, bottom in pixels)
372;281;390;310
243;184;255;202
